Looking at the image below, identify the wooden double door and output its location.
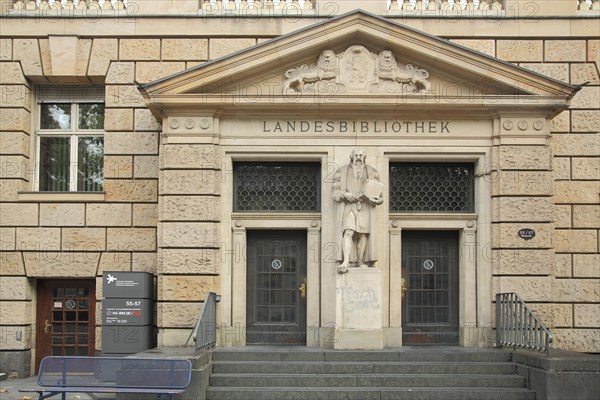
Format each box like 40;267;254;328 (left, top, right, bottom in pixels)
35;280;96;371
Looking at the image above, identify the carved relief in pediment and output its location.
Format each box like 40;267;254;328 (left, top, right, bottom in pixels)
283;45;431;95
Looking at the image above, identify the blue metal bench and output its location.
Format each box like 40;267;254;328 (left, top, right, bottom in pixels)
21;356;192;400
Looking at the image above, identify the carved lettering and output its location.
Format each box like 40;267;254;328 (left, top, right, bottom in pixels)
261;120;452;134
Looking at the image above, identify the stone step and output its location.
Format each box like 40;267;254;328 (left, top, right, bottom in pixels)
211;348;512;363
206;387;536;400
209;373;527;388
212;360;518;375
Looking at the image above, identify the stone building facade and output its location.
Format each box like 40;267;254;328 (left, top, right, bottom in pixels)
0;0;598;378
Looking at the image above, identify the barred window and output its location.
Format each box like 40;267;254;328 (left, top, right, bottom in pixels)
389;163;474;212
36;87;104;192
233;162;321;212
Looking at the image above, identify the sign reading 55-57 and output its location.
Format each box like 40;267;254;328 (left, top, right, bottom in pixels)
103;298;152;326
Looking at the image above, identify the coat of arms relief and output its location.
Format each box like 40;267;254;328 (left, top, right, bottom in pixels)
283;45;431;94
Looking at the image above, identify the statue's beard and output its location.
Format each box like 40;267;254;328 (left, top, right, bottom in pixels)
352;161;364;179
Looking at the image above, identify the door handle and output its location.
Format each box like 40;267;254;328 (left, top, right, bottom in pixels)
298;282;306;299
44;320;52;334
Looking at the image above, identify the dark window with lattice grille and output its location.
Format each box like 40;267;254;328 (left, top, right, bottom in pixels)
389;163;474;212
233;162;321;212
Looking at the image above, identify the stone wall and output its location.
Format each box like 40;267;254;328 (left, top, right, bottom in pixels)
0;10;599;378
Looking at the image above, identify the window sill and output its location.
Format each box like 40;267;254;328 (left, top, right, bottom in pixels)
18;191;106;202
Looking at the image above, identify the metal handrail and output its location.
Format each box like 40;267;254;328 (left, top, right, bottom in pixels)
496;292;553;354
185;292;220;350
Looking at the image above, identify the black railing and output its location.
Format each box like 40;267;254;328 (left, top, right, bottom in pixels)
186;292;220;350
496;292;553;353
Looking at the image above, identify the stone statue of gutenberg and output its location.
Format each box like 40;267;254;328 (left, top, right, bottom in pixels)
332;148;384;274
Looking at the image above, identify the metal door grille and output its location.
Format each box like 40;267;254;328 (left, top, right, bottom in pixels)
390;163;474;212
233;162;320;212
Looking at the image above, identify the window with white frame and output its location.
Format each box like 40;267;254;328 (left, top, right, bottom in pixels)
36;87;105;192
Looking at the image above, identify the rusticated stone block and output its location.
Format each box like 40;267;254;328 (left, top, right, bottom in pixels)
492;223;553;249
0;179;24;202
492;171;553;196
105;132;158;155
17;228;60;251
162;39;208;61
134;156;159;178
98;252;131;275
570;86;600;109
86;203;132;227
158;275;220;301
573;254;600;277
161;222;219;248
0;252;24;275
132;203;158;227
62;228;106;251
88;39;118;76
104;179;158;202
160;170;219;195
554;181;600;204
161;144;218;169
572;110;600;132
75;38;92;76
161;196;219;221
550;110;569;132
0;227;15;250
0;277;32;300
553;157;571;180
554;205;571;228
0;156;28;179
157;302;202;328
552;134;600;157
496;40;542;62
209;38;256;60
573;205;600;229
555;230;598;253
492;197;554;222
132;252;157;273
0;131;28;155
0;62;26;84
106;62;135;84
449;39;495;56
40;203;85;227
104;155;133;178
571;63;600;85
159;248;220;274
104;108;133;131
119;39;160;61
0;328;32;351
492;249;553;275
0;38;12;60
0;108;29;132
574;304;600;328
554;253;572;277
528;303;572;328
519;63;569;83
13;39;42;76
107;228;156;252
553;279;600;302
0;203;37;226
134;109;161;132
545;40;587;62
493;276;552;302
135;62;185;84
495;146;551;170
572;158;600;180
0;86;31;108
24;252;100;277
554;329;600;353
0;301;32;325
105;85;146;108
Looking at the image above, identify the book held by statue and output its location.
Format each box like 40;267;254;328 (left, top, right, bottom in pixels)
361;179;383;200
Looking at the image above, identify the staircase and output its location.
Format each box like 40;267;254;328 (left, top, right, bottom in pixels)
206;347;535;400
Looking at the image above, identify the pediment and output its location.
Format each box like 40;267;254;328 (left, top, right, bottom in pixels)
140;10;577;117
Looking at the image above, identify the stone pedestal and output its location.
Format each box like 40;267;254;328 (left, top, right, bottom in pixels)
333;268;383;349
